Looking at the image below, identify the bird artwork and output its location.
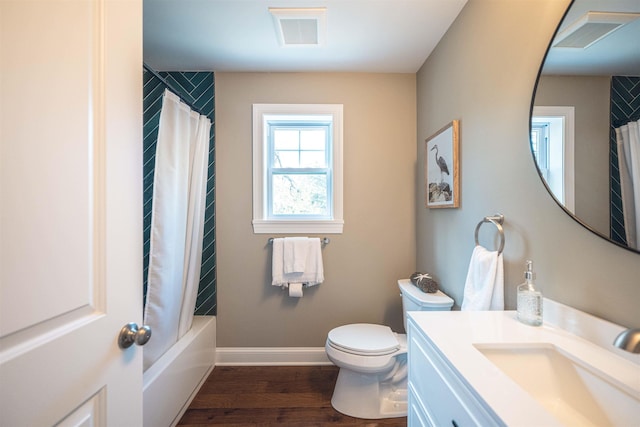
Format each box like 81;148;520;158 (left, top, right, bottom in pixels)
430;144;449;183
425;120;459;208
428;143;452;203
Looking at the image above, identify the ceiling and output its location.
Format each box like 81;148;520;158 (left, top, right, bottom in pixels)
143;0;468;73
541;0;640;76
144;0;639;76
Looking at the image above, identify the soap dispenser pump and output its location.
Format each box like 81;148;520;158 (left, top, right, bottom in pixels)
517;260;542;326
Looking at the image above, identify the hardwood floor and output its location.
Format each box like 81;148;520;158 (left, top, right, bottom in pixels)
177;366;407;427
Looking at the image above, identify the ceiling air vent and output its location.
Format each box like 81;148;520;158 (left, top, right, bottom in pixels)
269;7;327;46
552;11;640;49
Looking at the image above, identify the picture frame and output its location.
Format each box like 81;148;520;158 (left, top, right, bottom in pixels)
425;120;459;208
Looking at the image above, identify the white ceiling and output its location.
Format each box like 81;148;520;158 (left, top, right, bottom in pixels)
144;0;639;76
541;0;640;76
143;0;468;73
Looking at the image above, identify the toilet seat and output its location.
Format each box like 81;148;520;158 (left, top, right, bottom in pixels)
327;324;399;356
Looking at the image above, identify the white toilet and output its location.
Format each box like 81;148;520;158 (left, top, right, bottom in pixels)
325;278;454;419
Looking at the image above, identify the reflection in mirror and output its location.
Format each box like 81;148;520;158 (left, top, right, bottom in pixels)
532;0;640;253
531;106;575;213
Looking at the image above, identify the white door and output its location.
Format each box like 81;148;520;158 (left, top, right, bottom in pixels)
0;0;143;425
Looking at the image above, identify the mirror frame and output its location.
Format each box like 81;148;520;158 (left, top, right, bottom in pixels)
529;0;640;255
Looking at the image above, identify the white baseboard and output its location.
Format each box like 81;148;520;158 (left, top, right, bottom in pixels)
216;347;332;366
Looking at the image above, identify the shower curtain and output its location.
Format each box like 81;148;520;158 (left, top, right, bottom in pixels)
616;119;640;250
143;89;211;370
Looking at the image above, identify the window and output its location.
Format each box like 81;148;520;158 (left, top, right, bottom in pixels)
252;104;343;233
531;122;550;180
532;106;575;213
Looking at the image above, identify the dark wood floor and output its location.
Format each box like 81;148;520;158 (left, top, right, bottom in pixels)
177;366;407;427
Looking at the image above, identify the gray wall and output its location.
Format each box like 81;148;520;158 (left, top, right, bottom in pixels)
216;72;417;347
417;0;640;328
534;75;610;237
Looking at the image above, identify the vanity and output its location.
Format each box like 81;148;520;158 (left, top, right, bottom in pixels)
407;300;640;427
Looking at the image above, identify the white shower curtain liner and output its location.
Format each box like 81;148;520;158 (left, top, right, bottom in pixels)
143;89;211;370
616;119;640;250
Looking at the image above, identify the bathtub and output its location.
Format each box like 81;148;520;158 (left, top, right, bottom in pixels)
143;315;216;427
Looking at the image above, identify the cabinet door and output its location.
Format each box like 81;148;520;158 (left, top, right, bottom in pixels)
408;383;436;427
409;335;478;426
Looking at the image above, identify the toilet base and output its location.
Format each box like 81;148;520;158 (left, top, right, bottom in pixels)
330;366;407;419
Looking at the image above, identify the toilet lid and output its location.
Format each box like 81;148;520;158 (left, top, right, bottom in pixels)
328;324;399;356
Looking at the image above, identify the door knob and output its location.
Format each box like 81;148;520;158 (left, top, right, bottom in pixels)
118;322;152;349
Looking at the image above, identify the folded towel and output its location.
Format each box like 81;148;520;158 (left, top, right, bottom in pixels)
272;237;324;287
461;245;504;311
284;237;309;274
272;238;285;286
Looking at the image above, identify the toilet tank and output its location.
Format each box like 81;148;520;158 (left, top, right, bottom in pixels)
398;279;454;330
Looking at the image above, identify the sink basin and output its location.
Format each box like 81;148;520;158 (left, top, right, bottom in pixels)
474;343;640;427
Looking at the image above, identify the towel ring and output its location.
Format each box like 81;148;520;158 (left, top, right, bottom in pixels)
474;214;505;254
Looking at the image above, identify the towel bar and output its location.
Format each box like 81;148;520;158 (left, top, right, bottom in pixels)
474;214;505;254
268;237;330;245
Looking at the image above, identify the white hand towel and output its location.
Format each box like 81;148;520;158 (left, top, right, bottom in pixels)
271;237;324;287
271;238;286;286
461;245;504;311
284;237;309;274
300;237;324;286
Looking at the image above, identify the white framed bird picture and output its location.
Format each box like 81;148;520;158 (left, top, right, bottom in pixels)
425;120;459;208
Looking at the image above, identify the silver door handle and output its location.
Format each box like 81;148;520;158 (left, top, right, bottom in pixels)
118;322;152;349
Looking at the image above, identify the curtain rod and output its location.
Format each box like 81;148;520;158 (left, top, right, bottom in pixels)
143;62;209;118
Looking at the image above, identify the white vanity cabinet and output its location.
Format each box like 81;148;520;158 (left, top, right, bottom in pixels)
407;316;505;427
406;305;639;427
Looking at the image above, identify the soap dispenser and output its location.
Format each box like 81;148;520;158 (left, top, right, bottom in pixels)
517;260;543;326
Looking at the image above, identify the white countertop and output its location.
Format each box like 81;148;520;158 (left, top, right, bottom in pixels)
408;302;640;427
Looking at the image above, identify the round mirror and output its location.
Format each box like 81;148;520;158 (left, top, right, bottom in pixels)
531;0;640;254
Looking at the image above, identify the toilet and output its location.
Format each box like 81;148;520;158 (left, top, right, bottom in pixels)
325;278;454;419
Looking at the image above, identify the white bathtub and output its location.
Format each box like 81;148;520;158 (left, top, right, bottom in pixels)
143;315;216;427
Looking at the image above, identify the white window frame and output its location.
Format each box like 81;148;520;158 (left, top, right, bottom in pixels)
252;104;344;234
532;106;575;213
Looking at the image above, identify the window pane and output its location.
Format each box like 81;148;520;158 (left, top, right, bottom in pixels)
272;174;328;215
300;129;326;150
274;129;299;150
300;151;326;167
274;151;299;168
531;122;550;169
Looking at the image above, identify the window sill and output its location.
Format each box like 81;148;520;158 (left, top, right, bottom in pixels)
252;219;344;234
